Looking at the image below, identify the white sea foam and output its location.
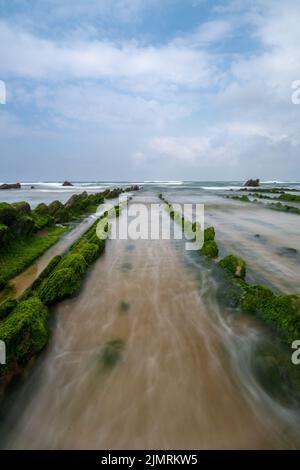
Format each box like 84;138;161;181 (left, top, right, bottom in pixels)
143;180;183;185
203;186;242;190
261;180;300;185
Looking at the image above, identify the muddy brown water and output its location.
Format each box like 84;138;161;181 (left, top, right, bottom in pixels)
1;197;300;449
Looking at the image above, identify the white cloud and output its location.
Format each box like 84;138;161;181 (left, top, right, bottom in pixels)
150;135;227;165
0;21;216;88
17;82;192;132
224;122;293;145
1;0;300;179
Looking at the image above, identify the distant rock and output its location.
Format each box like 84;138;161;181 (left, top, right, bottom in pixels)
30;185;35;189
244;179;260;187
62;181;73;187
0;182;21;190
125;185;140;191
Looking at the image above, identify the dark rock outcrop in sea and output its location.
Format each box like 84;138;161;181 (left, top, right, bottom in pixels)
62;181;73;187
244;179;260;187
0;183;21;190
124;185;140;191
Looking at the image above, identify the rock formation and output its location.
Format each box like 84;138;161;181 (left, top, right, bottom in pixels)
244;179;260;187
0;182;21;190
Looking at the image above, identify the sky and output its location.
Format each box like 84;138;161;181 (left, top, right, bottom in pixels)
0;0;299;181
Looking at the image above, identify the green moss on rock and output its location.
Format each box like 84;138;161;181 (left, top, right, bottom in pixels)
0;297;48;366
204;226;215;242
12;215;36;237
65;193;89;213
38;268;81;305
241;284;274;313
216;277;245;309
119;301;130;314
0;299;17;320
34;203;49;215
29;255;63;293
200;240;219;258
32;213;55;230
57;253;87;278
240;285;300;344
278;193;300;202
219;255;246;279
53;207;72;223
48;200;64;215
0;202;17;226
11;201;31;214
0;223;8;244
0;275;7;291
98;339;125;369
74;241;99;264
253;341;300;405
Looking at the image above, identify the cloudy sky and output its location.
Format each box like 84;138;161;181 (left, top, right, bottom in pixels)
0;0;299;181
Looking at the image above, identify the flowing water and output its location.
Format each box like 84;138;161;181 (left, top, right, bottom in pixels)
1;183;300;449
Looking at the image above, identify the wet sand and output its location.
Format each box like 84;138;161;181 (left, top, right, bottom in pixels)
169;193;300;293
1;200;299;449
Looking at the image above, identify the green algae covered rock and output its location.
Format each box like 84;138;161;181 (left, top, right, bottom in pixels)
74;241;99;264
216;278;245;309
279;193;300;202
38;268;81;305
48;200;72;222
0;299;18;320
0;275;7;291
57;253;87;278
65;192;90;213
240;284;274;313
0;202;17;226
219;255;246;279
0;224;8;244
48;200;64;215
240;286;300;344
204;226;215;242
34;203;49;215
53;207;72;223
33;203;56;227
12;215;36;237
200;240;219;258
33;213;55;230
11;201;31;214
29;255;62;293
253;341;300;405
0;296;49;366
98;339;125;369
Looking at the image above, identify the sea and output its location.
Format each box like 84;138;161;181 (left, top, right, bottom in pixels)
1;180;300;207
